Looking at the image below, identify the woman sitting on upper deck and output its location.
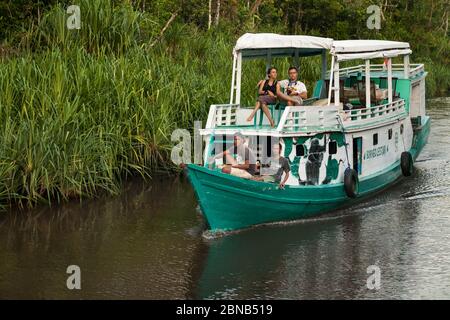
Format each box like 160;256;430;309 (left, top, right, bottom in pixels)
246;67;301;127
246;67;278;127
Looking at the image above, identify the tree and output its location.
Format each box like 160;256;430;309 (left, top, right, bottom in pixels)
215;0;221;26
208;0;212;29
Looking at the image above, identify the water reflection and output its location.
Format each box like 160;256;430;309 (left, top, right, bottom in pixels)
0;176;206;299
193;197;422;299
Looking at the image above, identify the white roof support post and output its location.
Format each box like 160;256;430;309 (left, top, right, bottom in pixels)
365;59;371;108
403;54;410;79
294;48;300;69
266;49;272;73
236;51;242;105
229;53;237;104
321;50;327;80
327;55;335;105
334;60;340;107
387;57;393;103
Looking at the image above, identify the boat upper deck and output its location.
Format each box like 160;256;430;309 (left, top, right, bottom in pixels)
202;66;418;136
201;98;408;137
205;35;425;138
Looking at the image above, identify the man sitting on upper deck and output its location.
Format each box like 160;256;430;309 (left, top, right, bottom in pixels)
279;67;307;106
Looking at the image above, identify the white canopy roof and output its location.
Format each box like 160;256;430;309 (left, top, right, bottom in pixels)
234;33;333;51
331;40;411;61
233;34;411;61
234;33;333;58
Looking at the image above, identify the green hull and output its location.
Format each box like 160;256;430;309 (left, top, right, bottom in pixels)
187;117;430;232
410;116;431;160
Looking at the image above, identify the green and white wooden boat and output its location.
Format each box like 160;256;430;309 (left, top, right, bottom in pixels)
187;33;430;232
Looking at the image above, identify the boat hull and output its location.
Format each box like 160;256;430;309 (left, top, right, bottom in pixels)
187;117;430;232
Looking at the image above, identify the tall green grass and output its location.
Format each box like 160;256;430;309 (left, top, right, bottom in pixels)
0;0;237;207
0;0;447;208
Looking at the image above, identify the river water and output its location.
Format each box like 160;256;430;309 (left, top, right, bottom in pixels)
0;98;449;299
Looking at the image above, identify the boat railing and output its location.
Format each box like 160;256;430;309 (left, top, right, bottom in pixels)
204;100;406;133
343;99;406;125
205;104;240;128
327;63;424;79
276;106;340;132
276;99;406;132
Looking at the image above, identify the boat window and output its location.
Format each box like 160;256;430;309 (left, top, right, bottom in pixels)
296;144;306;157
388;128;393;140
328;141;337;155
373;133;378;146
400;124;404;135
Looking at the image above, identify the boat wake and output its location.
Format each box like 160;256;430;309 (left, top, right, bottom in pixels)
414;159;449;167
201;210;363;239
200;185;449;239
401;187;450;200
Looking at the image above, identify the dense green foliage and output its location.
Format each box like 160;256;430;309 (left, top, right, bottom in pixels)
0;0;448;207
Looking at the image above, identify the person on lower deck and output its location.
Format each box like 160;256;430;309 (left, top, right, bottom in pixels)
279;66;307;106
253;141;290;189
210;133;257;179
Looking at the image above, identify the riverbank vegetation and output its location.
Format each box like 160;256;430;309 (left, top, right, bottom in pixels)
0;0;448;207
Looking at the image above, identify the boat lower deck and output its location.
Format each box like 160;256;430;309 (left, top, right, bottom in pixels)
188;116;431;231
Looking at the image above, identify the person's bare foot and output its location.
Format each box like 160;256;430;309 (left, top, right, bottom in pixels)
221;165;232;174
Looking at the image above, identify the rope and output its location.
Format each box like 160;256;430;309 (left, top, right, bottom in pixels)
336;115;351;169
400;124;407;152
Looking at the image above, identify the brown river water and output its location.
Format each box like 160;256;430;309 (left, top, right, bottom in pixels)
0;98;449;299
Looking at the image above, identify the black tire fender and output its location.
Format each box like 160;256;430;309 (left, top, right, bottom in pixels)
344;167;359;198
401;151;413;176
